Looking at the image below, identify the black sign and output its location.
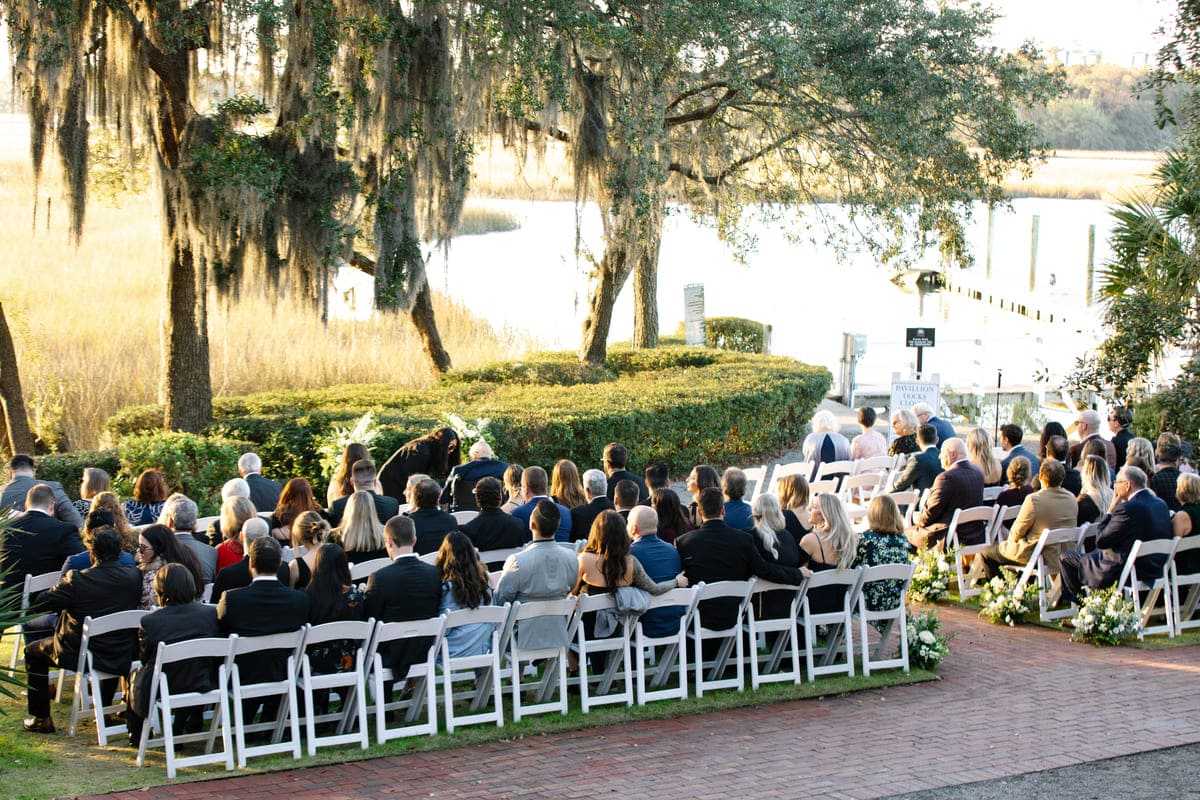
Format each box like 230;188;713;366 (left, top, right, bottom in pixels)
906;327;935;348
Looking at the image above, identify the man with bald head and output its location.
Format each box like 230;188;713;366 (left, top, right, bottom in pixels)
905;437;985;549
628;506;684;637
1068;409;1117;470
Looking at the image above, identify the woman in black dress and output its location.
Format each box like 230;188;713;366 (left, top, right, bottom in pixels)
777;474;812;541
749;493;800;620
289;510;330;589
377;427;460;500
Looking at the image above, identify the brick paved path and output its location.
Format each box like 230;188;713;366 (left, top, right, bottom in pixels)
85;605;1200;800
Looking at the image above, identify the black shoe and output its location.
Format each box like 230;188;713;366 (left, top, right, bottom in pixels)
23;716;56;734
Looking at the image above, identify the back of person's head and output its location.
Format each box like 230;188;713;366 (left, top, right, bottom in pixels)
866;494;905;536
941;437;967;465
1112;407;1134;428
1177;472;1200;505
469;440;494;460
503;464;524;500
603;442;628;469
650;488;687;533
384;514;417;548
80;467;110;498
644;462;669;490
161;493;198;531
523;466;549;497
582;468;607;498
810;410;838;434
242;516;270;547
85;508;116;532
1007;456;1031;488
25;483;55;510
1126;437;1155;471
751;493;785;544
9;453;35;474
415;478;441;509
1000;424;1023;449
858;406;877;429
1157;433;1182;464
916;423;938;447
614;479;639;509
530;499;560;538
248;536;282;575
1048;435;1070;462
698;486;724;520
436;531;489;609
221;495;257;540
1081;437;1107;462
155;563;197;607
89;527;123;564
722;467;746;500
912;402;934;419
291;510;329;547
351;458;378;488
238;452;263;475
473;476;503;509
133;469;168;503
1039;458;1066;489
221;477;251;500
1039;421;1067;458
777;474;809;510
1079;409;1101;430
627;505;658;537
1120;465;1148;490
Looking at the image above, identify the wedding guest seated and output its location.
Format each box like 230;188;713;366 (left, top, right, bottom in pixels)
569;469;616;543
436;532;494;659
644;462;670;492
270;478;324;543
330;491;390;564
905;438;984;550
613;479;640;520
1068;410;1117;470
408;478;459;555
87;491;138;553
134;525;205;609
777;474;813;541
1150;434;1184;512
214;496;258;572
1125;436;1156;477
993;457;1034;510
803;409;851;479
327;459;399;526
629;505;685;636
550;459;587;512
649;487;691;545
123;469;168;526
289;510;331;589
889;424;942;493
160;493;218;584
363;516;442;681
64;509;136;573
999;423;1039;478
441;440;508;512
684;464;720;528
211;518;291;605
460;477;527;560
74;467;111;519
500;464;524;513
1077;455;1114;525
850;407;888;460
888;409;921;457
1;454;83;527
913;402;955;450
326;442;378;506
1173;473;1200;574
1108;407;1134;467
797;493;860;613
2;483;85;594
205;478;253;547
1037;436;1082;496
854;495;914;615
510;466;572;542
1038;421;1067;464
237;452;283;513
603;442;649;504
966;428;1003;486
494;502;578;651
722;467;753;531
749;493;801;621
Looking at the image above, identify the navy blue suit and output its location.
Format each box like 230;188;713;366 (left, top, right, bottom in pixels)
723;499;753;531
1059;488;1173;604
1000;445;1040;480
439;458;509;510
927;416;956;450
891;446;943;493
630;534;683;637
511;496;572;542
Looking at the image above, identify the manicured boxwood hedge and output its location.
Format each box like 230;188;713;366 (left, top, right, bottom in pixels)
90;345;828;510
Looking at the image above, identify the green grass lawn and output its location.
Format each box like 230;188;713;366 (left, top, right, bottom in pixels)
0;632;935;800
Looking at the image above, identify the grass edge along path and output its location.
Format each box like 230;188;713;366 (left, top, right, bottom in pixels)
0;662;934;800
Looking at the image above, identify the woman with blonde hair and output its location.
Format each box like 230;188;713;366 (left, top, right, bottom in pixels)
1077;454;1114;525
1173;473;1200;573
966;428;1003;486
1126;437;1156;476
777;473;812;540
500;464;524;513
75;467;111;517
853;495;912;614
326;442;378;505
290;510;331;589
331;490;388;563
751;493;801;620
550;459;587;510
88;491;137;552
215;496;257;572
889;409;920;456
799;493;860;613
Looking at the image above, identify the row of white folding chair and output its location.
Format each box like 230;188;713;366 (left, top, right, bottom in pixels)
1115;538;1180;639
948;503;1027;600
6;569;61;676
1173;537;1200;635
1008;525;1086;622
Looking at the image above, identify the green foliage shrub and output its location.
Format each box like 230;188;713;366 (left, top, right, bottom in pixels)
36;450;122;501
1133;357;1200;442
706;317;764;353
118;432;255;515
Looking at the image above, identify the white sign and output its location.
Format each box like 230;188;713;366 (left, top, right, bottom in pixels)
890;379;940;417
684;284;705;346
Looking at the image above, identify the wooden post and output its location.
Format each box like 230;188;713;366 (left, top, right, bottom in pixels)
1029;215;1040;292
1086;224;1096;307
986;204;995;280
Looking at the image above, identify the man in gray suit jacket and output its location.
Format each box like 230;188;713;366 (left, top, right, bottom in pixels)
494;500;577;650
161;493;218;584
1;454;83;528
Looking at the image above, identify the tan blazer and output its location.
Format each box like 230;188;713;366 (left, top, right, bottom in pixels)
998;486;1079;569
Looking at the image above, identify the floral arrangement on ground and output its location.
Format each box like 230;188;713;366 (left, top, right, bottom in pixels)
907;547;955;604
978;571;1034;626
1069;585;1140;645
907;609;952;670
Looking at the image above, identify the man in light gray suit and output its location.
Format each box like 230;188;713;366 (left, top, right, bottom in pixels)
1;454;83;528
494;500;577;650
160;493;218;583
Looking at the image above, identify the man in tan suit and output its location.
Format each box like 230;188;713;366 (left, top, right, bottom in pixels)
967;459;1078;583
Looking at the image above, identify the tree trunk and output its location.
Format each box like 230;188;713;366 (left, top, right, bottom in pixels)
581;246;632;365
161;205;213;432
411;281;452;374
0;300;35;457
631;218;663;349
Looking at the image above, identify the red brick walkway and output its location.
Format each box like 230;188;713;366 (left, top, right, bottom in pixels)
84;606;1200;800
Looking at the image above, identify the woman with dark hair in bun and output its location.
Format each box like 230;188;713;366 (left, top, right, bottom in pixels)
377;427;461;501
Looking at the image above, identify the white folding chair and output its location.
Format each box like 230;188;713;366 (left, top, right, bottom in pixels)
688;580;753;696
800;567;864;681
946;506;999;599
508;597;577;720
573;594;635;711
982;486;1003;502
7;570;60;676
840;473;885;506
299;619;376;755
228;629;306;767
136;637;234;779
769;461;815;495
451;510;479;525
987;505;1020;545
1009;526;1083;622
852;456;894;476
743;465;769;502
68;609;148;744
1117;538;1179;640
418;552;439;565
815;460;854;486
349;557;392;582
857;564;915;676
1171;537;1200;634
200;582;214;604
634;585;701;705
477;547;524;566
745;578;807;688
367;616;446;741
888;490;922;528
809;479;840;496
441;605;509;732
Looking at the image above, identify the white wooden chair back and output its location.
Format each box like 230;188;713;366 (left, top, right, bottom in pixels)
799;567;864;681
366;615;447;741
451;510;479;525
350;557;392;581
634;585;702;705
745;578;807;689
228;628;307;767
69;609;148;744
947;505;1000;599
440;605;509;732
573;593;636;711
856;563;916;676
742;465;769;501
7;570;61;675
769;461;815;495
689;580;754;696
852;456;894;476
1118;538;1179;640
509;597;579;721
299;619;377;755
1171;536;1200;635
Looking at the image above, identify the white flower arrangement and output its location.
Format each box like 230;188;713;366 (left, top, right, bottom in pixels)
444;412;492;448
978;571;1033;626
907;547;955;604
906;609;951;670
316;411;382;479
1070;585;1140;646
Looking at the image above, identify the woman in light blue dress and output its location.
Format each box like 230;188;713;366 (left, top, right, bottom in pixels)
436;531;494;658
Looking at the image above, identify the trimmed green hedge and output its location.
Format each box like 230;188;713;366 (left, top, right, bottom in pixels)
1133;356;1200;442
100;346;830;505
706;317;765;353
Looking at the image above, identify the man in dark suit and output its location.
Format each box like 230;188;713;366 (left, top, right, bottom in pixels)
408;478;459;554
1108;407;1134;468
890;424;944;493
326;459;400;526
906;438;985;549
439;440;508;511
676;488;804;632
161;493;218;584
1057;466;1173;606
1045;436;1082;496
1;454;83;527
1;483;85;593
126;564;220;743
217;536;309;722
998;423;1040;480
22;528;141;733
1149;435;1183;512
569;469;616;542
511;466;572;542
460;478;526;560
913;403;956;451
1067;410;1117;470
210;518;290;605
362;515;442;680
603;442;649;504
238;452;282;513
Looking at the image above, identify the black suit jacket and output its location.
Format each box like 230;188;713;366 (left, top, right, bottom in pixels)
129;602;220;718
327;490;401;527
676;520;804;630
461;509;527;557
1112;428;1133;468
37;560;142;673
891;447;943;493
217;578;310;684
362;556;442;676
410;508;459;555
439;458;509;510
569;496;616;542
912;460;986;547
245;473;283;514
0;511;85;592
605;469;649;504
211;557;291;605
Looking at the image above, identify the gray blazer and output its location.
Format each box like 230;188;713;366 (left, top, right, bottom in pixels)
1;475;84;528
494;539;578;650
175;532;218;584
